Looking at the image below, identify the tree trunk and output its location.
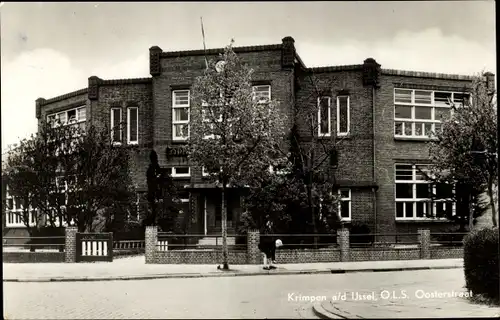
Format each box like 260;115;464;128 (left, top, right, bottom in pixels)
221;186;229;270
468;192;474;231
487;180;497;227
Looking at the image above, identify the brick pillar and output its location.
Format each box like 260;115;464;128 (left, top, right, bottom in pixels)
65;226;77;263
247;229;260;264
418;229;431;259
145;226;158;264
337;228;350;262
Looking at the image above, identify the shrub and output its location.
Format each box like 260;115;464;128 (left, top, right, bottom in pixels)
463;227;499;301
349;223;374;247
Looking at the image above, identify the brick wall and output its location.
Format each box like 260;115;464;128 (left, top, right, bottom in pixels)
276;248;340;263
350;248;420;261
65;226;77;263
431;247;464;259
3;252;65;263
154;250;247;264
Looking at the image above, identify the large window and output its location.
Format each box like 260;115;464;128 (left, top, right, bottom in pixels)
111;108;123;144
172;90;190;140
127;107;138;144
337;96;350;135
47;106;86;131
318;96;331;136
394;89;470;138
395;164;455;220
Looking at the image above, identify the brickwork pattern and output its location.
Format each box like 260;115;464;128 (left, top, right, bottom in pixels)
154;250;247;264
3;252;64;263
418;229;431;259
145;226;157;264
276;248;340;263
350;248;420;261
337;228;350;262
431;247;463;259
247;230;260;264
64;227;77;263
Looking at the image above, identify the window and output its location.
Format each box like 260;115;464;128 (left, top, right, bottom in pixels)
202;107;222;140
338;189;351;221
4;187;36;227
252;85;271;104
47;106;86;131
337;96;350;135
127;107;138;144
111;108;123;144
202;166;221;177
395;164;455;220
172;90;190;140
394;88;470;138
167;167;191;178
318;96;331;136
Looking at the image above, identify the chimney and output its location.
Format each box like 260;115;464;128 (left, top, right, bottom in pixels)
35;98;46;119
88;76;102;101
363;58;381;87
483;72;495;94
149;46;163;76
281;37;295;70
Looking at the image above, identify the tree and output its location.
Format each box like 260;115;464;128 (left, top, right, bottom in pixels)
429;74;498;228
3;120;135;233
189;42;287;270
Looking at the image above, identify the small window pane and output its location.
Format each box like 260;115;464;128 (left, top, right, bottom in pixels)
405;202;414;218
129;108;138;142
174;108;189;121
395;106;412;119
424;123;433;136
435;108;450;121
414;122;424;136
340;201;350;218
78;107;86;121
396;202;404;217
175;167;189;175
395;89;412;103
67;110;77;123
414;91;432;104
395;122;403;135
434;92;452;106
58;112;67;124
174;91;190;106
436;183;454;199
395;165;413;180
414;107;431;120
416;202;425;217
319;97;330;134
416;184;430;198
253;85;270;103
174;124;187;138
396;183;413;198
404;123;412;135
340;189;350;198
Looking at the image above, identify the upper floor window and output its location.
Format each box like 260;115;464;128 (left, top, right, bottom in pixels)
337;96;350;135
394;89;470;138
318;96;331;136
394;164;455;220
47;106;86;131
127;107;138;145
111;108;123;144
172;90;190;140
252;85;271;104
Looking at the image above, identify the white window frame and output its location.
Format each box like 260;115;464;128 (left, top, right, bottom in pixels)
167;167;191;178
202;106;222;140
5;187;31;228
394;89;470;139
202;166;222;177
394;163;456;220
338;188;351;221
110;107;123;145
252;85;271;104
172;90;190;141
127;107;139;145
317;96;332;137
47;106;86;127
337;95;350;136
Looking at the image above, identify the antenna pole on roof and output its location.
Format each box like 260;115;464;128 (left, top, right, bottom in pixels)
200;17;208;70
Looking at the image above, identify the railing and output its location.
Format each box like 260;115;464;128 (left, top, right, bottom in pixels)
259;234;338;249
113;240;145;256
156;233;247;251
350;233;420;248
430;232;468;247
2;236;66;252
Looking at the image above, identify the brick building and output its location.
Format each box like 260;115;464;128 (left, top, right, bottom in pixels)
4;36;495;236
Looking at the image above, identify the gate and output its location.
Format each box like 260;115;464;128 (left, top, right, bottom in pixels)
76;232;113;262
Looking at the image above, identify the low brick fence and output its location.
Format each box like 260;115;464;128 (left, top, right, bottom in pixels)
145;227;466;264
3;251;65;263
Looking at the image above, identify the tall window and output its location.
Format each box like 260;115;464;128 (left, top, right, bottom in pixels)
318;96;331;136
252;85;271;104
395;164;455;220
111;108;122;144
172;90;190;140
394;89;470;138
47;106;86;131
127;107;138;144
338;188;351;221
337;96;350;135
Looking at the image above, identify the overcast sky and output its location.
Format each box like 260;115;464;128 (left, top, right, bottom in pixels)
1;1;496;153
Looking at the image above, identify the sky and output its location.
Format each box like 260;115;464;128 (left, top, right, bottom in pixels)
1;1;496;153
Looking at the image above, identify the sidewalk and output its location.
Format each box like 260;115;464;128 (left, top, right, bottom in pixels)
3;256;463;282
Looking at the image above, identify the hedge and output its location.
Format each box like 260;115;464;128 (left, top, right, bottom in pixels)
463;227;499;300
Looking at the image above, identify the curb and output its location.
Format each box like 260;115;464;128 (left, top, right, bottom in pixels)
3;265;462;283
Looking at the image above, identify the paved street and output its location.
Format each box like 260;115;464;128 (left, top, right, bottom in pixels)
4;268;500;319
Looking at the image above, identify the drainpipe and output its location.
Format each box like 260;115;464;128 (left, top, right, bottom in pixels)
372;86;377;239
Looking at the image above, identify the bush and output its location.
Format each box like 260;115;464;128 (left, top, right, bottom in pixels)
463;227;499;301
349;223;374;246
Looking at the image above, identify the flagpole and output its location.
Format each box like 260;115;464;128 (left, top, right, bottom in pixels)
200;17;208;70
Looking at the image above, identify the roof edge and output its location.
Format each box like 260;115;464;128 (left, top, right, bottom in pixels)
381;69;477;81
161;44;282;58
39;88;88;106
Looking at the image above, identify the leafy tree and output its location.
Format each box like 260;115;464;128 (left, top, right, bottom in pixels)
3;120;135;233
429;74;498;228
189;42;287;270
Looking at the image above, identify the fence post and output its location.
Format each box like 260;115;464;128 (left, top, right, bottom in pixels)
247;229;260;264
418;229;431;259
337;227;350;262
65;226;78;263
145;226;158;264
